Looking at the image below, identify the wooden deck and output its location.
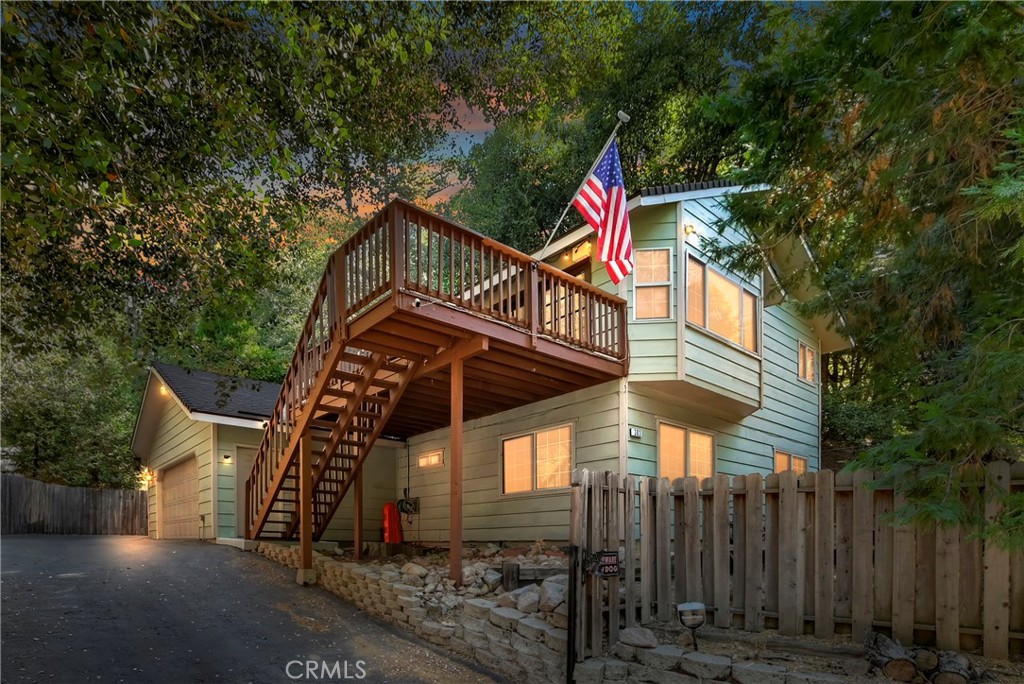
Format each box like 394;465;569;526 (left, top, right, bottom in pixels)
245;199;628;580
305;199;628;438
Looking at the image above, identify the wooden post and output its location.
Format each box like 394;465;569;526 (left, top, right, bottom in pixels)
353;466;363;561
296;431;316;585
390;201;406;292
502;561;520;592
982;460;1011;659
449;357;464;584
243;477;251;540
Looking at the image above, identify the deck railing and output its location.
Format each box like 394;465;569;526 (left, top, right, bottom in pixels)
389;200;627;359
246;200;628;537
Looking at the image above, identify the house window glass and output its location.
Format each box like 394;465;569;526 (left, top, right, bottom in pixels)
686;257;705;325
635;249;672;320
536;425;572;489
417;450;443;469
658;422;715;481
686;255;759;352
742;291;758;353
708;270;742;344
799;342;816;383
774;450;808;474
502;425;572;494
502;435;533;494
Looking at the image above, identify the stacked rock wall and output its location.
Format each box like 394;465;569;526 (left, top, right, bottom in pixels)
257;543;570;684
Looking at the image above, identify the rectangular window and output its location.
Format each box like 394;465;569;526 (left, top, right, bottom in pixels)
686;256;759;352
417;450;443;469
686;257;705;325
658;422;715;481
502;425;572;494
634;248;672;320
774;450;808;474
799;342;816;383
708;270;741;344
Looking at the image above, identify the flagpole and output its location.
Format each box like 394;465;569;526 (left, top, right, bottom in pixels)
537;110;630;261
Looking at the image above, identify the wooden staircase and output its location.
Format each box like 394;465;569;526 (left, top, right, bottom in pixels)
244;199;630;549
244;237;419;541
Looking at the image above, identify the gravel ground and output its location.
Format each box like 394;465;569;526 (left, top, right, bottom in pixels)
0;535;504;684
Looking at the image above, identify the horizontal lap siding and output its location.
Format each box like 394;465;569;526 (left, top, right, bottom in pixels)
628;296;820;476
682;197;763;407
215;425;264;539
628;205;679;381
321;445;397;543
148;399;212;538
400;381;621;543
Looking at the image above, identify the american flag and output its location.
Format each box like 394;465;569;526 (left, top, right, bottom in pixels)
572;139;633;284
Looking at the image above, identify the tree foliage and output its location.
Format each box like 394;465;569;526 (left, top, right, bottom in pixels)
1;337;141;488
1;1;460;353
447;2;776;250
716;2;1023;540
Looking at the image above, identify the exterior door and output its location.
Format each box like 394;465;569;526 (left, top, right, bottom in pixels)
161;456;198;539
235;447;258;537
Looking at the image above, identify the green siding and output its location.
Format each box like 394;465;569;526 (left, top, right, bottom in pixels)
145;395;213;539
627;298;821;478
625;204;679;381
680;196;763;406
214;424;264;539
321;445;397;543
399;381;621;543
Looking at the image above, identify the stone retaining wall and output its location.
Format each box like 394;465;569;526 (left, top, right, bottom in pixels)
257;543;569;684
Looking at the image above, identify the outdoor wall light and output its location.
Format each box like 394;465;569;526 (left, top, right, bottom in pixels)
683;224;698;236
677;602;706;651
159;385;169;396
223;453;232;461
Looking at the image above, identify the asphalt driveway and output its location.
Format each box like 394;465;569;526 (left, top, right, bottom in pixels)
0;536;502;684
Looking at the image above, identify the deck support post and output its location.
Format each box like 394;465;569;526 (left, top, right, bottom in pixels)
296;431;316;586
449;357;464;585
353;466;363;561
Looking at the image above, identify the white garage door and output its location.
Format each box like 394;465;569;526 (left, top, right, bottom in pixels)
161;456;198;539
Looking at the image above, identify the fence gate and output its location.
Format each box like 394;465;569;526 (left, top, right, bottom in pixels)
569;468;677;662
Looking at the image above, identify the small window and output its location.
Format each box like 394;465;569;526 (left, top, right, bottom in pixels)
417;450;444;469
798;342;816;384
658;422;715;481
634;248;672;320
686;256;758;352
502;425;572;494
774;450;807;474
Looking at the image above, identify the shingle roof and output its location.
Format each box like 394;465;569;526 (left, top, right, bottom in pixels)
636;178;740;198
151;361;280;420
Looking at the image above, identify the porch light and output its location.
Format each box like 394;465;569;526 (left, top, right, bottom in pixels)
159;385;169;396
223;453;232;461
683;224;698;236
566;241;592;264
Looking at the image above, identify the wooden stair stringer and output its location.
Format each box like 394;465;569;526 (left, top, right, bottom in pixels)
248;337;349;540
282;352;388;539
312;360;418;540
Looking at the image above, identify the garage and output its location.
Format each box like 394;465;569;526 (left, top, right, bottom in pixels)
161;456;198;539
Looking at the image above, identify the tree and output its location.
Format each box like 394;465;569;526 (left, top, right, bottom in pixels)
447;2;776;251
1;1;457;353
1;336;142;488
715;2;1023;543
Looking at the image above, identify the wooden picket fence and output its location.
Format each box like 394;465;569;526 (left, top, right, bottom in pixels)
1;474;148;535
569;462;1024;662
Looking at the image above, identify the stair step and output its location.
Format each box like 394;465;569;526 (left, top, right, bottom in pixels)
334;370;366;383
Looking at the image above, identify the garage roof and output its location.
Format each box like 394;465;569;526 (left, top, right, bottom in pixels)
151;361;280;420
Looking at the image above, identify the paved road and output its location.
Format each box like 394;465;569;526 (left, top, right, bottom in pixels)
1;536;502;684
